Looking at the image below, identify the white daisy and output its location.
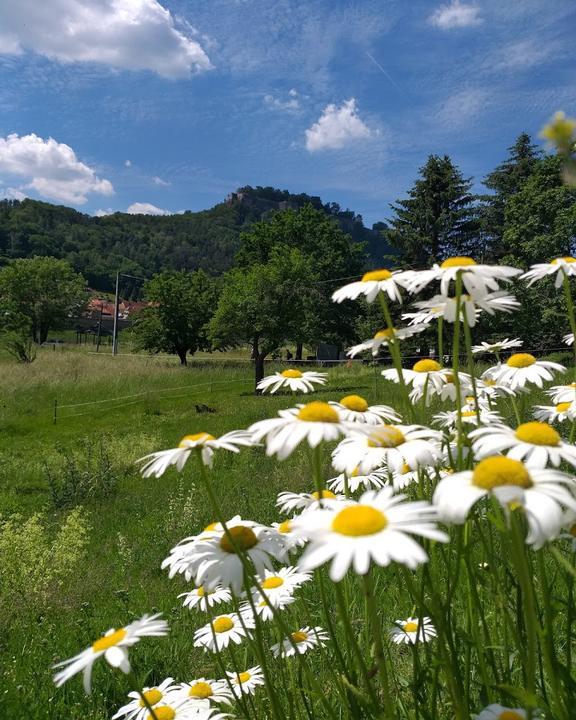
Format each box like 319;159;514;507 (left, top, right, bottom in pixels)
470;421;576;469
436;371;473;403
179;585;232;612
474;703;527;720
477;374;519;400
276;489;344;515
270;518;307;553
328;468;387;494
489;353;565;390
332;424;441;475
112;678;179;720
382;359;447;396
53;614;168;694
389;464;421;491
252;566;312;601
332;268;409;304
433;456;576;548
521;256;576;287
271;626;329;658
390;617;436;645
433;407;503;429
533;402;576;424
256;369;327;394
472;338;523;354
175;678;233;707
347;325;427;357
402;257;521;297
248;401;355;460
138;430;255;476
293;486;448;581
329;394;401;424
407;291;518;327
226;666;265;697
548;382;576;403
241;592;296;622
193;612;254;652
565;332;574;346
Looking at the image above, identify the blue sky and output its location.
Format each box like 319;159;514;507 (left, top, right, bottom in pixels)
0;0;574;226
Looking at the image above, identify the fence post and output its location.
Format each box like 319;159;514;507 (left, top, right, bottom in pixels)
53;398;58;425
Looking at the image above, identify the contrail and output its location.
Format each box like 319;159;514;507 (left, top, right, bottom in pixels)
366;52;403;93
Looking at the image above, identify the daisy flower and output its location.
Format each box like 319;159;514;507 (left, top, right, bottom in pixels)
252;566;312;601
226;666;265;697
533;402;576;424
328;468;387;494
565;332;574;346
389;464;421;491
332;424;441;475
248;401;355;460
329;394;401;424
390;617;436;645
474;703;527;720
402;257;521;297
256;369;327;394
433;407;503;429
436;370;473;403
138;430;255;476
112;678;178;720
470;421;576;469
489;353;565;390
276;489;344;515
548;382;576;403
53;614;168;694
477;375;518;400
271;626;329;658
241;592;296;622
382;359;447;396
176;678;233;707
433;456;576;547
293;486;448;581
472;338;523;354
521;257;576;287
270;518;307;552
332;268;409;304
193;612;254;652
179;585;232;612
347;325;427;357
407;291;518;328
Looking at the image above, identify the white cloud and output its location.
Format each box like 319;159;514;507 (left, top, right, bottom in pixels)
0;133;114;205
0;186;27;201
126;202;172;215
429;1;482;30
433;87;491;132
492;39;554;72
152;175;171;186
125;160;132;168
94;208;114;216
305;99;373;152
0;0;212;79
264;89;301;112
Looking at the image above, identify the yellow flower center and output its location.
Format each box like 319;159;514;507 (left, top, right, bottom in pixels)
551;257;576;264
261;576;284;589
139;689;162;707
440;256;477;268
400;463;411;474
189;681;213;699
350;466;361;477
444;373;455;383
332;505;388;536
515;421;560;446
340;394;369;412
297;401;340;423
569;523;576;538
92;628;127;653
498;712;525;720
278;520;292;533
362;269;392;282
204;522;219;532
462;410;476;418
506;353;536;368
220;525;258;553
374;328;395;339
237;672;251;684
212;616;234;633
557;402;572;413
196;586;206;597
484;379;496;386
472;457;533;491
367;425;406;448
413;359;441;373
403;621;418;633
281;369;303;378
179;432;215;447
311;489;337;500
147;708;175;720
291;631;309;643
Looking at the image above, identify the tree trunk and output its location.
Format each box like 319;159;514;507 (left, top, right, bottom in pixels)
177;348;187;365
295;342;303;361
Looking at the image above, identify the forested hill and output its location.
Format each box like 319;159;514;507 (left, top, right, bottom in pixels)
0;186;391;292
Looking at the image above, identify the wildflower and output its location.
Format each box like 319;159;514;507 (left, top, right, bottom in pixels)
382;359;447;396
193;612;254;652
433;457;576;547
477;373;518;400
470;421;576;469
522;256;576;287
474;703;527;720
489;353;564;390
276;489;344;515
328;468;387;494
565;332;574;346
293;486;448;580
548;382;576;403
271;626;329;658
179;585;232;612
112;678;179;720
241;592;296;622
53;614;168;693
411;370;472;404
540;111;576;150
256;369;327;394
332;424;441;475
270;518;307;552
533;402;576;424
433;407;503;429
347;325;427;357
252;566;312;602
226;666;265;697
248;401;355;460
332;268;409;304
389;464;421;490
472;338;523;354
138;431;254;476
329;395;401;424
175;678;233;707
407;291;518;327
390;617;436;645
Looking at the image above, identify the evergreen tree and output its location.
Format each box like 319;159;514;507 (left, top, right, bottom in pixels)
385;155;479;267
